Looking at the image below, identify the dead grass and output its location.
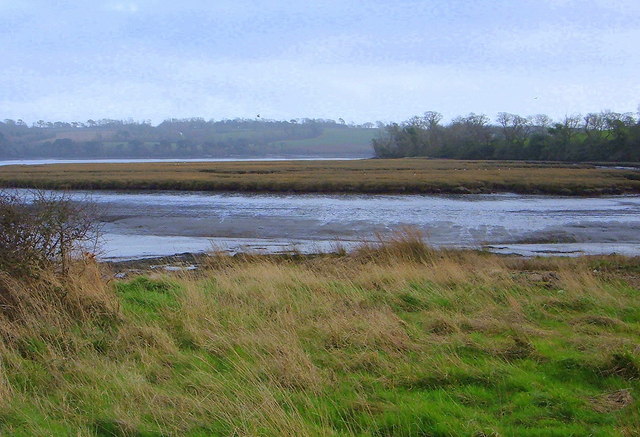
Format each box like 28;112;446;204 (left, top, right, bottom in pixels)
0;259;118;348
591;389;634;413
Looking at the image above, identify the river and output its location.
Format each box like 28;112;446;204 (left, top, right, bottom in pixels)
38;190;640;260
0;157;365;167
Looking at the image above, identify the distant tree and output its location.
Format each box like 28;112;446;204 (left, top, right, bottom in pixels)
496;113;532;158
372;108;639;162
584;113;606;139
533;114;553;129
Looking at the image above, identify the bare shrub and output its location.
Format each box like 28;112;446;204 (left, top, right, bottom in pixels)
0;190;100;275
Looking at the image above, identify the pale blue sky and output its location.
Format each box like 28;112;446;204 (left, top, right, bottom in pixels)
1;0;639;123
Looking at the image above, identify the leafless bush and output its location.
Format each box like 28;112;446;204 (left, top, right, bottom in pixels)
0;190;100;275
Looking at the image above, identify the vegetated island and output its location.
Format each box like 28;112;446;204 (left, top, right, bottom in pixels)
1;158;639;195
2;232;639;435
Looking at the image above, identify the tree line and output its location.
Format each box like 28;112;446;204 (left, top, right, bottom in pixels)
373;110;640;162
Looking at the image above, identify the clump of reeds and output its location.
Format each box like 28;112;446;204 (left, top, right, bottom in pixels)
352;227;436;263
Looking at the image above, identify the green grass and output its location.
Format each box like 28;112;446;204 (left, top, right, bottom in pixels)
0;245;639;435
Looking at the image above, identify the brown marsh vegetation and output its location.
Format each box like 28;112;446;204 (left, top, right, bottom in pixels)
1;158;639;195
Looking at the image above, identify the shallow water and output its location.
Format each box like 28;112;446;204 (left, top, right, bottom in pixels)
0;157;364;167
17;190;636;260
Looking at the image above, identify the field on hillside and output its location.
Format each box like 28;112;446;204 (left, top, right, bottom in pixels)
0;237;638;435
1;159;639;195
101;127;376;156
268;127;376;155
0;122;378;159
89;127;375;157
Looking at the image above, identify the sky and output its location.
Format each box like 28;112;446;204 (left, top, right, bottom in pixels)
1;0;639;124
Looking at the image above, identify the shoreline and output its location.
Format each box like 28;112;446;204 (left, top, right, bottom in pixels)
103;245;640;278
3;180;640;196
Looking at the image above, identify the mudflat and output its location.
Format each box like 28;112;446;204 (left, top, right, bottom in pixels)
79;190;640;259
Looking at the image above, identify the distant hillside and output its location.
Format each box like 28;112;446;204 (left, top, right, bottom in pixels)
0;118;378;159
267;127;376;156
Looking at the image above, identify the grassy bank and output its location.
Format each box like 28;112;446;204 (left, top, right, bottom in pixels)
0;238;639;435
1;159;639;195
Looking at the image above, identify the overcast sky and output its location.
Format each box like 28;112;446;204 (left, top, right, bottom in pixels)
1;0;639;123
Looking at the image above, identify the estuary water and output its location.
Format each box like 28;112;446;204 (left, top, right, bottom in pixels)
0;157;365;167
34;190;640;260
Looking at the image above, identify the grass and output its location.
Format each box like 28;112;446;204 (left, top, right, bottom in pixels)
0;234;639;435
1;158;639;195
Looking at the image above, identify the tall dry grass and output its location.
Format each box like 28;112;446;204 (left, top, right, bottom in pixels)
0;259;117;348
